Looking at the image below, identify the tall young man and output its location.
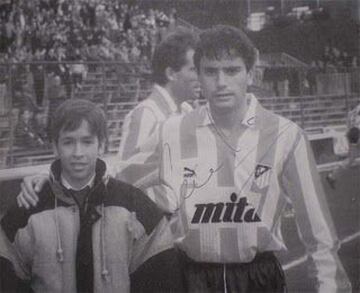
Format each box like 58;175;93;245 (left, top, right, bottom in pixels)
117;25;351;292
0;99;183;292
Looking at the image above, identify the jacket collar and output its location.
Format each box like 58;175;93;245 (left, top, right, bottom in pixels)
49;159;109;205
61;174;95;191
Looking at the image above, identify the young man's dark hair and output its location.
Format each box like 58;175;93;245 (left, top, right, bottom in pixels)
151;28;198;85
51;98;107;144
193;24;257;72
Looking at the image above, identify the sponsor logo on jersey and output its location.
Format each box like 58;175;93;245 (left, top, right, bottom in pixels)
184;167;196;178
191;192;261;224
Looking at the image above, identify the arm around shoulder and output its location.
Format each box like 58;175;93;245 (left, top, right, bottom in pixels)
17;173;49;209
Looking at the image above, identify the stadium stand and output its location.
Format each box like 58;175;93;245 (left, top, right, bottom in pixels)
0;56;359;169
0;0;359;170
0;1;359;292
1;74;358;168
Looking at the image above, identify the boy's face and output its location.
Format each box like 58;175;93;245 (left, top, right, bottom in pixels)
199;54;253;115
53;119;104;189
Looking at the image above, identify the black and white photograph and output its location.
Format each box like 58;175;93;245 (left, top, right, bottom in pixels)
0;0;359;292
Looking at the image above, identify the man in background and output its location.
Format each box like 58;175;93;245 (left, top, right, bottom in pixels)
117;28;199;209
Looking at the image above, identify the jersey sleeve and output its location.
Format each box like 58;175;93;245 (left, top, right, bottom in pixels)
280;131;351;292
115;122;163;191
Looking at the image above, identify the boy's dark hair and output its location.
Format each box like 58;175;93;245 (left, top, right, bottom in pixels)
51;99;107;144
194;25;257;72
151;28;198;86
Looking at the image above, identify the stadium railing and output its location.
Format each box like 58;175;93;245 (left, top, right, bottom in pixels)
0;61;359;171
2;135;359;183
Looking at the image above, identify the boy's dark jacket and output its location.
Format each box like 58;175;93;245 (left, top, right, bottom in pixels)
0;159;183;292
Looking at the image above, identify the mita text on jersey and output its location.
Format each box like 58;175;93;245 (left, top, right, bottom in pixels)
191;192;261;224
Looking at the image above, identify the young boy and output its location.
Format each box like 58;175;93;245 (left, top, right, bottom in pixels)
0;99;183;292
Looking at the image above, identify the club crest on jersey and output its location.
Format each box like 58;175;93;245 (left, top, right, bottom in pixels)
182;166;198;189
254;164;272;189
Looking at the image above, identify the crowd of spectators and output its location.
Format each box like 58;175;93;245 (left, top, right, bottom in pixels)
318;45;358;72
305;44;359;95
0;0;176;64
0;0;177;151
0;0;176;100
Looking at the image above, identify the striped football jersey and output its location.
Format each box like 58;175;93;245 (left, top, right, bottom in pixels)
117;84;193;211
117;94;351;292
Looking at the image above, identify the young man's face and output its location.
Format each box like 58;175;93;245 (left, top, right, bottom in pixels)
53;119;104;189
172;49;201;101
199;54;253;114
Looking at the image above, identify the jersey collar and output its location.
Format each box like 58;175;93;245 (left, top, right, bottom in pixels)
154;84;193;114
197;93;258;128
154;84;179;113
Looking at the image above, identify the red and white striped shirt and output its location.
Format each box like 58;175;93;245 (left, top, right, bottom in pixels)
117;94;351;292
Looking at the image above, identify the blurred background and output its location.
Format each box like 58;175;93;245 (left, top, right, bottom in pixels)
0;0;359;291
